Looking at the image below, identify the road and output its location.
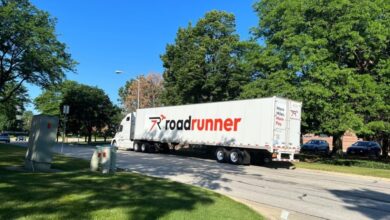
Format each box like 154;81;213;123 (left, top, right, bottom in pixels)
21;143;390;220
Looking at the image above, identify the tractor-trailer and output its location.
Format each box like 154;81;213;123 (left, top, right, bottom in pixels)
112;96;302;165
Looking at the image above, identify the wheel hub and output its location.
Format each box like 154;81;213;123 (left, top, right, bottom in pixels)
230;152;238;163
217;151;224;160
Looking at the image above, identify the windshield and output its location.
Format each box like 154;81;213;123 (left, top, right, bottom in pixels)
353;142;370;147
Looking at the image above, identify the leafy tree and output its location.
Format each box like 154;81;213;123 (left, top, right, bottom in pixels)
118;73;163;112
0;84;28;131
161;10;256;105
243;0;389;154
34;88;61;116
61;82;116;143
0;0;76;103
22;110;33;131
35;81;117;143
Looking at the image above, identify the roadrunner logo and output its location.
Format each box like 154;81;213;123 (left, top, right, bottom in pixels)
149;115;242;132
149;114;166;131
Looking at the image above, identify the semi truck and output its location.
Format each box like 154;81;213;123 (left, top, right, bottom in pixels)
111;96;302;165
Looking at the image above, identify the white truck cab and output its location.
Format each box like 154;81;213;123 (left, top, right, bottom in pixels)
111;112;136;150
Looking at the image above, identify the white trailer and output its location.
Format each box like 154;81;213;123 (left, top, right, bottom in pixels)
112;97;302;165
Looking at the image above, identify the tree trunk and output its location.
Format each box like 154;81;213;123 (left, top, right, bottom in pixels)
382;134;389;159
331;134;343;157
87;128;92;144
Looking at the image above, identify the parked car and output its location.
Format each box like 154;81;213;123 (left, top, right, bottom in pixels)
300;139;329;154
0;133;10;143
346;141;381;158
16;136;26;142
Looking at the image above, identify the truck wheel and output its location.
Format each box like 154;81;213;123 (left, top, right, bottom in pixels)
229;149;243;165
134;142;141;152
258;151;272;165
112;141;119;150
242;150;251;165
215;147;228;163
141;143;149;153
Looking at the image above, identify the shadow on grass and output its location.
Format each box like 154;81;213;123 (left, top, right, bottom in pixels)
0;144;264;220
329;188;390;220
0;144;216;219
0;170;216;219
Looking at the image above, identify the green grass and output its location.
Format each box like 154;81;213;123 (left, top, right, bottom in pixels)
0;144;263;220
294;157;390;179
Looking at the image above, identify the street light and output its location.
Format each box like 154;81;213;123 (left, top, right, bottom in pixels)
136;77;140;109
115;70;140;109
61;105;69;153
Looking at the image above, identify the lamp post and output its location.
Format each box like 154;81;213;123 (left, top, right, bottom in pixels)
137;77;140;109
115;70;140;109
61;105;69;153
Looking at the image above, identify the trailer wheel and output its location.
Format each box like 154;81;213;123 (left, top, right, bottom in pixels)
215;147;228;163
134;142;141;152
141;143;149;153
242;150;251;165
229;149;243;165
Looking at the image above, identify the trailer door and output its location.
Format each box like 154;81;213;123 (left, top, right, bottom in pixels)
287;101;301;148
273;98;287;147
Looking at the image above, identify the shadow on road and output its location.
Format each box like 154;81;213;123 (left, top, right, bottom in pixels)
329;188;390;220
115;151;252;192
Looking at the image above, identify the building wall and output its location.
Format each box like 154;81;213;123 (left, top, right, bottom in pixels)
302;134;334;150
302;130;362;152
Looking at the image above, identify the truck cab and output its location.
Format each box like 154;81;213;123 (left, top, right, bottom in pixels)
111;112;136;150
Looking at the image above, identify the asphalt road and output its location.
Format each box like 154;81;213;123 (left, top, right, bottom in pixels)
19;143;390;220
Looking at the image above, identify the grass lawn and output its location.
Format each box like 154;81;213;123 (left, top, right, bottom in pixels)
294;157;390;179
0;144;263;220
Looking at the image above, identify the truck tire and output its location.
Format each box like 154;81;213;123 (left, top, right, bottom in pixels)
141;143;149;153
229;149;243;165
242;150;251;165
215;147;228;163
112;141;119;150
258;151;272;165
134;142;141;152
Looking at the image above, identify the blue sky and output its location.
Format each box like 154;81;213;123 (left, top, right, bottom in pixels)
28;0;259;112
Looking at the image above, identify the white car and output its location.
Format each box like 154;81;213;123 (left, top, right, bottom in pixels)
0;133;10;143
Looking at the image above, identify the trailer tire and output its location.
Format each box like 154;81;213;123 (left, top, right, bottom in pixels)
242;150;251;165
160;143;170;153
134;142;141;152
141;143;149;153
229;149;243;165
215;147;228;163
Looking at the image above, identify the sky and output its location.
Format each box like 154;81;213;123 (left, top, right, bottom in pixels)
28;0;259;112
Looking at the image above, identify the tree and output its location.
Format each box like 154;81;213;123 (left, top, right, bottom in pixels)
118;73;163;112
0;84;28;131
61;82;116;143
22;110;33;131
243;0;389;155
0;0;76;103
35;81;117;143
161;10;256;105
34;88;61;116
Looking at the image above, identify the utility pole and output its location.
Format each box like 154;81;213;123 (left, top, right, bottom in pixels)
137;78;140;109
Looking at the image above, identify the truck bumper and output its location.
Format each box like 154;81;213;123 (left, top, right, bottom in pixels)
272;151;299;162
